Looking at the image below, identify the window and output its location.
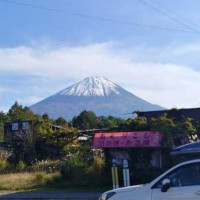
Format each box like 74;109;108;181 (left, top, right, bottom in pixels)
22;122;29;130
154;163;200;188
12;123;19;131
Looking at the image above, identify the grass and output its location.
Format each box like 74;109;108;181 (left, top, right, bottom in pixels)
0;172;110;192
0;172;57;191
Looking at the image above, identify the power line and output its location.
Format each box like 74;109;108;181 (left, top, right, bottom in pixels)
152;0;199;29
0;0;200;35
138;0;200;34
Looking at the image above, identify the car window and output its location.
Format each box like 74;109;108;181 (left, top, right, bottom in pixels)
154;163;200;188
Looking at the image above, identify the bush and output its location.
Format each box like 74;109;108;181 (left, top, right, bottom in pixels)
46;173;63;188
0;160;9;174
60;156;110;187
34;172;46;184
29;160;63;173
87;157;104;177
86;157;111;187
16;160;26;172
60;155;87;186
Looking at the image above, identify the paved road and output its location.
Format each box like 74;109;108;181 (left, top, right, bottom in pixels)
0;192;101;200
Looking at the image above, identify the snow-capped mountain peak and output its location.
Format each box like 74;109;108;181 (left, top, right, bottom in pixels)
31;76;164;119
57;76;121;97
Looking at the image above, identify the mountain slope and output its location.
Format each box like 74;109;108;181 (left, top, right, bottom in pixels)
30;76;164;119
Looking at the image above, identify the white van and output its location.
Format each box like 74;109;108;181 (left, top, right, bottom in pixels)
99;159;200;200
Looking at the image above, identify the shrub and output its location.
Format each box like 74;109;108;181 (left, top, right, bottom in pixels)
87;157;104;177
85;157;110;187
0;149;11;160
60;155;87;186
0;160;9;174
46;173;63;187
16;160;26;172
29;160;63;173
34;172;46;184
60;156;110;187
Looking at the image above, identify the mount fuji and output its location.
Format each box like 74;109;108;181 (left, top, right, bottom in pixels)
30;76;163;119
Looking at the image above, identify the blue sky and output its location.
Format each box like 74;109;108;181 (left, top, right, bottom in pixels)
1;0;200;112
1;0;200;47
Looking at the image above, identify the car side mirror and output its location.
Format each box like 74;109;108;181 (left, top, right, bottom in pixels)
161;179;170;192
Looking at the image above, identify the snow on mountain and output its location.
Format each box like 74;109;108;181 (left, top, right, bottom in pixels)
57;76;120;97
30;76;164;119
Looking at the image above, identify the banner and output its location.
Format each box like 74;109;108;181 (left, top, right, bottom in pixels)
93;131;162;148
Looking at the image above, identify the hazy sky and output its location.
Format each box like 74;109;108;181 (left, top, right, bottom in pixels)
1;0;200;111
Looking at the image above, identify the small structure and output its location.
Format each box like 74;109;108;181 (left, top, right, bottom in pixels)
4;121;107;157
4;120;32;142
4;121;67;143
93;131;169;169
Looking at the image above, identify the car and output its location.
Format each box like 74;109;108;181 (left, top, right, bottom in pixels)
99;159;200;200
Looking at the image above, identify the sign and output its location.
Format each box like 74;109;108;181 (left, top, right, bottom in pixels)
123;159;128;168
93;131;162;148
78;136;88;141
110;150;129;165
112;158;117;167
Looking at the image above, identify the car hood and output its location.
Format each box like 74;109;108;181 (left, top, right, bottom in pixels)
104;184;144;195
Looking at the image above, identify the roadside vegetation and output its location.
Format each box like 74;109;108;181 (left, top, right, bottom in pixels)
0;172;56;191
0;156;109;191
0;102;200;191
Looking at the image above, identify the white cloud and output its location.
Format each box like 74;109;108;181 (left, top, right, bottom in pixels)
0;42;200;109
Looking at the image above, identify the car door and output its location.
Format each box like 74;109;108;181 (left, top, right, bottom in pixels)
151;162;200;200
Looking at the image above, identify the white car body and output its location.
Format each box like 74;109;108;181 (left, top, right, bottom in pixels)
99;159;200;200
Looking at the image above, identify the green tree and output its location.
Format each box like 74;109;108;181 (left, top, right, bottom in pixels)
42;113;50;120
166;108;185;122
123;117;149;131
95;115;125;130
149;114;198;147
55;117;68;128
72;110;98;130
176;118;197;142
0;112;10;141
150;114;176;147
8;102;34;120
105;116;125;130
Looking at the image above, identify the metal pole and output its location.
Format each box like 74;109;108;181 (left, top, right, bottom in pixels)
123;159;130;187
111;159;119;189
114;166;119;189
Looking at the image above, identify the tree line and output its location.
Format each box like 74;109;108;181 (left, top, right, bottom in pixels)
1;102;199;147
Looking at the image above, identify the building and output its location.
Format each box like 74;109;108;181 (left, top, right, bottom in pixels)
93;131;170;169
137;108;200;121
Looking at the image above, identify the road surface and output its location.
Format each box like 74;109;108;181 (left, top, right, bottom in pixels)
0;192;101;200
